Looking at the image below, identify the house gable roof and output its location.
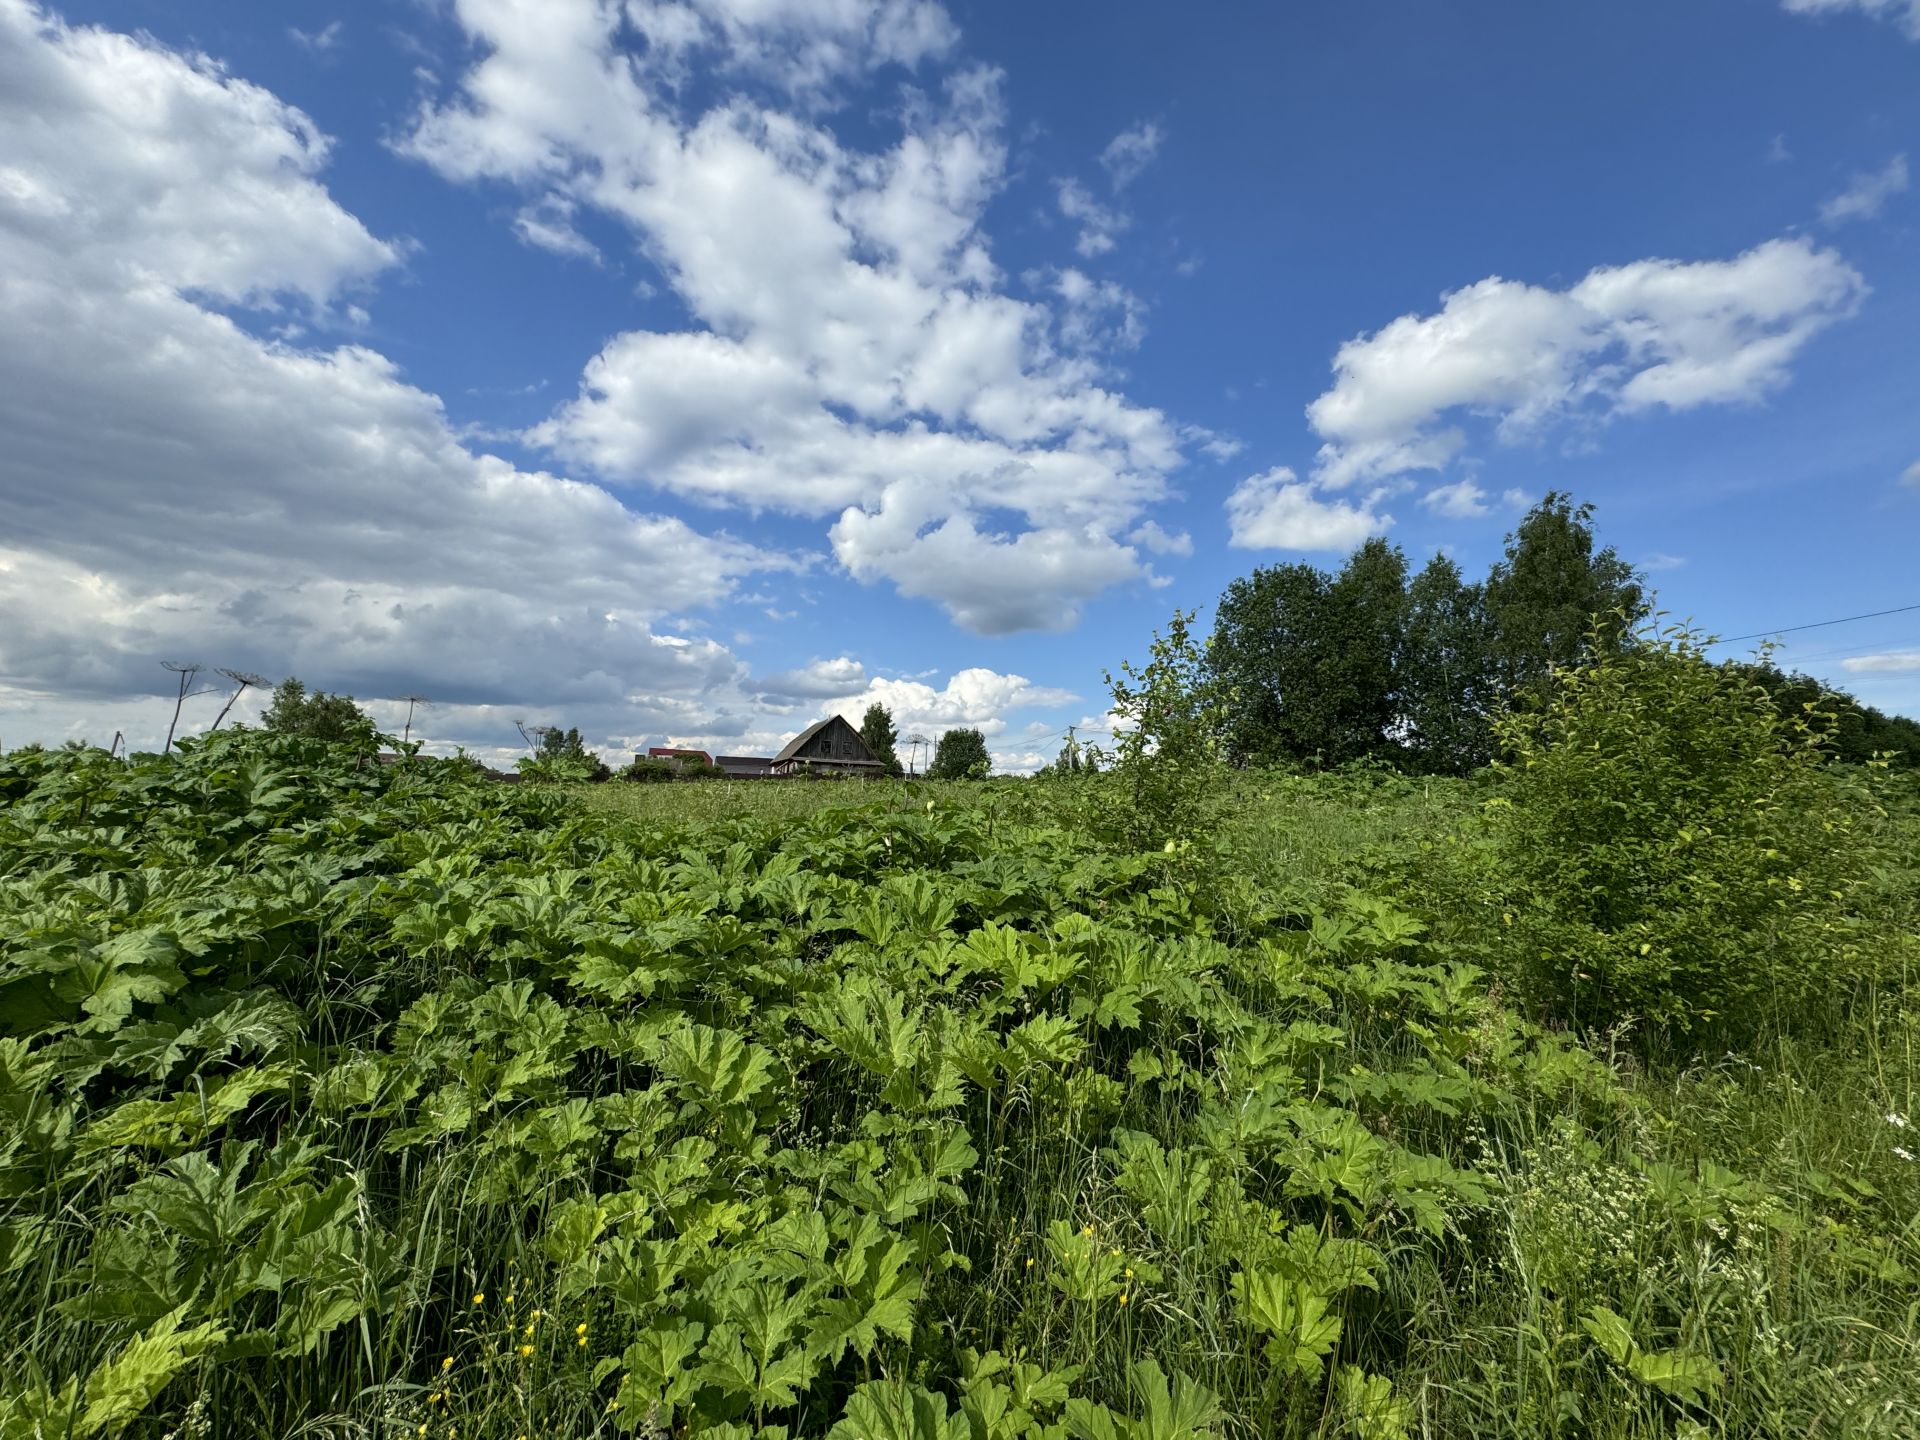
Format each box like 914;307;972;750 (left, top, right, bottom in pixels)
773;714;874;765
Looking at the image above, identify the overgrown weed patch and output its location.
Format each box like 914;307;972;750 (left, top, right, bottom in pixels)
1;734;1915;1438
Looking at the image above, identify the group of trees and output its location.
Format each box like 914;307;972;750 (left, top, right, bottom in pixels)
1208;493;1646;775
1205;492;1920;776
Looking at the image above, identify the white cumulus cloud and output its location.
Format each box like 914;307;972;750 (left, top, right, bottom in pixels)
1226;468;1393;551
1306;238;1866;485
0;0;790;749
400;3;1193;632
1421;480;1491;519
1841;651;1920;673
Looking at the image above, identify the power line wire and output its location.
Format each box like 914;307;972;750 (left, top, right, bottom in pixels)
1704;602;1920;647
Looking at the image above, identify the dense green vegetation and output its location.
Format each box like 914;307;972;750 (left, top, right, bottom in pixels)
4;630;1916;1438
860;708;905;779
257;679;382;753
927;729;992;781
1205;493;1920;774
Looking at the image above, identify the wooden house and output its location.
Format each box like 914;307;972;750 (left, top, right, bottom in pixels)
769;715;884;778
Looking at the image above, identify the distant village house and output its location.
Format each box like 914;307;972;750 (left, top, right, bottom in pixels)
647;715;883;780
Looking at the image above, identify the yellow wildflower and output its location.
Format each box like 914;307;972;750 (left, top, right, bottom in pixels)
1024;1257;1034;1269
472;1292;485;1306
520;1344;534;1357
441;1357;453;1372
1118;1293;1129;1306
576;1323;588;1336
1080;1224;1093;1237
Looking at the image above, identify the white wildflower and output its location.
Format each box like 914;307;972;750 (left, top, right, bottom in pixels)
1886;1112;1909;1130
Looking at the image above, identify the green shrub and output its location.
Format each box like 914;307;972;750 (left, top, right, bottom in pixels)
1491;620;1883;1040
618;756;677;783
1092;608;1228;852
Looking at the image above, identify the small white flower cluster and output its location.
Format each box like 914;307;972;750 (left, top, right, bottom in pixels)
1511;1118;1647;1296
1887;1113;1914;1162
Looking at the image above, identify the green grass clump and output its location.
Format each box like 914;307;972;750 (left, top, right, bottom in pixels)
2;731;1915;1439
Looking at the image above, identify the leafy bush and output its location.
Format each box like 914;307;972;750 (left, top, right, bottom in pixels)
516;750;604;783
1095;608;1227;851
619;756;678;782
258;676;379;752
1490;620;1883;1039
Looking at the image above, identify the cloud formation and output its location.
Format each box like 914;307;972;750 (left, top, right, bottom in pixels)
1306;238;1866;485
0;0;780;731
402;0;1192;632
1782;0;1920;40
1420;480;1491;519
1841;651;1920;673
1099;120;1163;190
1820;154;1910;226
1225;468;1393;551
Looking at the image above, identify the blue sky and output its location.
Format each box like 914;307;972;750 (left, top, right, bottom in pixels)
0;0;1914;768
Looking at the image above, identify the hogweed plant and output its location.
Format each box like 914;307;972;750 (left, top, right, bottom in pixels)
0;727;1914;1439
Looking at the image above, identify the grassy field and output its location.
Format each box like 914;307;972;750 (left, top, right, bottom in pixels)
2;736;1915;1439
570;777;973;827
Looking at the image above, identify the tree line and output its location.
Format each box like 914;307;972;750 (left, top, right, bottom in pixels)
1204;491;1920;775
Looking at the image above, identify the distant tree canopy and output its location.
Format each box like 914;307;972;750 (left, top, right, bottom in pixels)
859;703;903;776
1208;493;1647;775
1204;492;1914;775
1484;492;1646;696
259;678;378;751
926;727;991;780
1737;662;1920;767
535;726;612;781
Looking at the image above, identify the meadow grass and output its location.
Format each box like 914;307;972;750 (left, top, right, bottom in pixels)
3;739;1916;1439
568;776;972;827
